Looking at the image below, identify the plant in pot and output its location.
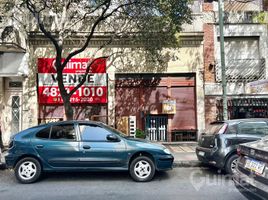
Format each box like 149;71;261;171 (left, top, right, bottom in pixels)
135;129;146;139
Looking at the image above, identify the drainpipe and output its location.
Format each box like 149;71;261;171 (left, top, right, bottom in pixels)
218;0;228;120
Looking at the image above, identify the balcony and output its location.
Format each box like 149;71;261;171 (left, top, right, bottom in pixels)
215;58;265;82
215;11;260;24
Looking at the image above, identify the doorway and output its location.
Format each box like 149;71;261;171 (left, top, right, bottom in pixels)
145;115;168;141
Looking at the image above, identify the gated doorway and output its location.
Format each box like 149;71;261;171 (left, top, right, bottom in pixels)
145;115;168;141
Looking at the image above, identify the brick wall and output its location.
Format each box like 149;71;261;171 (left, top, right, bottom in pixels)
264;0;268;11
203;2;217;128
202;3;213;12
205;96;218;128
203;23;215;82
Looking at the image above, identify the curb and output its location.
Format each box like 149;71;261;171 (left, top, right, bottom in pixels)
173;160;202;168
162;142;197;146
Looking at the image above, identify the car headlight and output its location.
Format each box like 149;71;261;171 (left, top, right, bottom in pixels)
163;148;171;154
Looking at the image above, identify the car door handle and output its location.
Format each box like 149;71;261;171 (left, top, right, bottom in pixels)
36;145;44;149
83;145;91;149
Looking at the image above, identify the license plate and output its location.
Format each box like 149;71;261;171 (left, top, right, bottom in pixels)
198;151;205;156
245;158;266;174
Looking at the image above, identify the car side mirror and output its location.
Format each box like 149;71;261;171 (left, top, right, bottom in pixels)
107;134;120;142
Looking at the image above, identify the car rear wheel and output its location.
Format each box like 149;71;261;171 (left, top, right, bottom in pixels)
15;157;42;184
129;156;155;182
225;154;239;175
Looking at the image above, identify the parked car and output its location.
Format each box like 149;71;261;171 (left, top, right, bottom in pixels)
196;118;268;174
233;140;268;200
5;121;173;183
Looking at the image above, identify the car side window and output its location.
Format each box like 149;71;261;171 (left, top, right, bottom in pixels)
36;127;51;139
225;124;237;134
79;124;111;141
50;124;76;141
238;122;268;136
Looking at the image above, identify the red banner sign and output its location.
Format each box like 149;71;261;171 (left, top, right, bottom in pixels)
38;58;107;104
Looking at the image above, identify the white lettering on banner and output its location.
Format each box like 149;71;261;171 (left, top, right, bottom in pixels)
52;60;88;70
38;73;107;86
42;87;104;98
38;58;107;104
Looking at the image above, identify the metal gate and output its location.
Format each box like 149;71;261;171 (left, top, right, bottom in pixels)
146;115;168;141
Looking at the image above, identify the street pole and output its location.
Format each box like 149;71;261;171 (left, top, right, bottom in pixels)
218;0;228;120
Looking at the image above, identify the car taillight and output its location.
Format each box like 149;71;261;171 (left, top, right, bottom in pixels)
218;124;228;134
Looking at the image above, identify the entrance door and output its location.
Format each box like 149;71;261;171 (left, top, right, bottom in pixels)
2;90;22;144
146;115;168;141
11;96;21;133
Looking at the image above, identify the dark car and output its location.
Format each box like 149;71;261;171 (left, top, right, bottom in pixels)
5;121;173;183
196;118;268;174
233;140;268;200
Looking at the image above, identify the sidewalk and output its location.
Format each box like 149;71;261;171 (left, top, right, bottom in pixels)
163;142;201;167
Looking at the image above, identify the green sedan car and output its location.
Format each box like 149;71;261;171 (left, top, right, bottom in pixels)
5;121;174;183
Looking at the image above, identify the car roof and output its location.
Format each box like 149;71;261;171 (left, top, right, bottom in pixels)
211;118;268;124
39;120;104;127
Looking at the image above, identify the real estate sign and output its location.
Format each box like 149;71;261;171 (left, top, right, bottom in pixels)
37;58;107;104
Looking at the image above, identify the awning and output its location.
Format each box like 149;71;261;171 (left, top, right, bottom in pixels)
0;52;29;77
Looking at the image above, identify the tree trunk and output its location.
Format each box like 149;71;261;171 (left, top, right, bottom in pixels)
63;100;74;120
0;127;4;150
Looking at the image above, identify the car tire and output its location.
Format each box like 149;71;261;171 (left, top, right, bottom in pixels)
225;154;239;175
14;157;42;184
129;156;155;182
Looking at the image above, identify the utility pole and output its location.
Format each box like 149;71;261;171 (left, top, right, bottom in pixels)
218;0;228;120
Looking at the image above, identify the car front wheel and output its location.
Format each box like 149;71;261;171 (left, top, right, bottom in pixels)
14;157;42;184
129;156;155;182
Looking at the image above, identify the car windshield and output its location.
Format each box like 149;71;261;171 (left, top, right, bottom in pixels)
101;124;128;138
204;122;225;135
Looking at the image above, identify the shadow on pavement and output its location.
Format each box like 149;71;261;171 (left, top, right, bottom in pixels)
41;170;171;183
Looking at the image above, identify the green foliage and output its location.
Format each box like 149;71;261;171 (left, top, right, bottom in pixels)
2;0;193;119
135;129;146;139
253;11;268;24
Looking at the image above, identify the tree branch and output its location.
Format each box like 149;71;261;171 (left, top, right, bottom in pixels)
62;0;139;69
25;0;61;62
68;56;108;97
62;0;112;69
68;36;114;97
66;0;109;31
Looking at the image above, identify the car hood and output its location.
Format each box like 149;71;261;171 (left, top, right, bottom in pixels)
125;137;166;150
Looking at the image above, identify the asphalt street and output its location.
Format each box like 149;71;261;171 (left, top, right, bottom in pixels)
0;167;246;200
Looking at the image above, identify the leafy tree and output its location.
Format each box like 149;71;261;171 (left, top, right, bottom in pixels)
2;0;192;120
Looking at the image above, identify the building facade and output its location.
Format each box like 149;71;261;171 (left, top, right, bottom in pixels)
0;13;29;146
0;1;207;144
203;0;268;126
3;1;268;144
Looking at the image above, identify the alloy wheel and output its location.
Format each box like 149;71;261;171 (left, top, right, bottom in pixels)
230;158;238;174
18;161;37;180
134;160;152;179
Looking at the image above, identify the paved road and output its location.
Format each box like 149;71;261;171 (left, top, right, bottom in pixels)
0;167;246;200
